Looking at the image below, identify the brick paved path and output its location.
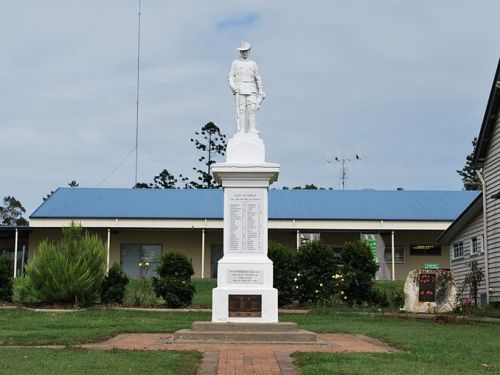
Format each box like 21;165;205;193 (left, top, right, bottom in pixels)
82;333;397;375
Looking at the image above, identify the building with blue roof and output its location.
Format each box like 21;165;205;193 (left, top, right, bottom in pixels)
25;188;479;280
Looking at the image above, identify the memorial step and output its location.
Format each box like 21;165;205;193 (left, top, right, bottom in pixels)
173;328;318;343
191;321;299;332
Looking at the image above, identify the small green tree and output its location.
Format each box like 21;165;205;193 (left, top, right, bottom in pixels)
0;256;13;302
340;241;379;304
463;260;484;308
152;252;195;308
101;263;129;304
268;241;298;307
25;223;107;305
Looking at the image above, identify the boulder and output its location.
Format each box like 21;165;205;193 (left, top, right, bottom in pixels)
404;269;457;313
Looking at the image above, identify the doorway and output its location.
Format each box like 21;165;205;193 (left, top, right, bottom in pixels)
211;245;223;278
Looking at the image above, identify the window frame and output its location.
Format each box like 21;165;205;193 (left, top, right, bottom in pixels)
384;247;405;263
409;244;442;256
452;241;464;260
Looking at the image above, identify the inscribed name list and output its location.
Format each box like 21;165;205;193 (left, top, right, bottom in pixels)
228;190;264;252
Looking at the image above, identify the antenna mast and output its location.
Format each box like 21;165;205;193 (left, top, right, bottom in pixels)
327;155;362;190
134;0;142;186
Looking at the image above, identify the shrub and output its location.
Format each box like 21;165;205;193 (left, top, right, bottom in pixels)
340;240;379;304
101;263;129;304
25;223;107;305
268;241;298;307
295;240;340;305
152;251;195;308
0;256;13;302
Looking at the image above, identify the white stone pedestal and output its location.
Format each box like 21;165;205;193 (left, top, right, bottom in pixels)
211;132;280;323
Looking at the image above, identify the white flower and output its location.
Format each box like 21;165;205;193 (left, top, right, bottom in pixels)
295;286;299;289
145;262;150;267
294;278;297;282
319;283;323;287
297;273;301;277
315;290;319;293
340;291;344;295
344;296;347;300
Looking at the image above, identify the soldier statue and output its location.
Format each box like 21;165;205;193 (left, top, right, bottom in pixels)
228;42;266;134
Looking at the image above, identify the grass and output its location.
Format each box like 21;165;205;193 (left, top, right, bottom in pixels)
286;311;500;374
191;278;217;308
121;278;216;307
0;348;201;375
0;308;210;345
1;308;500;374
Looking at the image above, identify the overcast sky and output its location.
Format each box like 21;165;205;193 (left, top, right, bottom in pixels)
2;1;500;215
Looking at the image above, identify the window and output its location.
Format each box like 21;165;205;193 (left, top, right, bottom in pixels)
470;236;482;255
300;233;320;245
121;244;162;279
410;244;441;256
384;247;405;263
452;242;464;260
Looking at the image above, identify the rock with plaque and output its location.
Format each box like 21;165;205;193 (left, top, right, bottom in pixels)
404;269;457;313
211;131;279;323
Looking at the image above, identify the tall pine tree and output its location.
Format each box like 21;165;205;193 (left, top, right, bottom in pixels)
457;137;482;190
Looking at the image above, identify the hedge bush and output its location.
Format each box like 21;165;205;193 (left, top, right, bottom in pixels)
0;256;13;302
340;240;379;304
268;241;298;307
295;240;340;305
152;251;195;308
101;263;129;304
25;223;107;305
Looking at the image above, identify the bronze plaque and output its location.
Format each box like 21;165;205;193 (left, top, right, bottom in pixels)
419;273;436;302
228;294;262;317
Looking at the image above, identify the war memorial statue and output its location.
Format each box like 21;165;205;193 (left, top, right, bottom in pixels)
228;42;266;134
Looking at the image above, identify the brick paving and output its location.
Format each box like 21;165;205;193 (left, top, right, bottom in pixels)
81;333;397;374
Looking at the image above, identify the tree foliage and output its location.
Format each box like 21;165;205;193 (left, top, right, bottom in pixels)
134;169;185;189
268;241;298;306
135;122;227;189
189;122;227;188
457;137;482;190
340;241;379;304
152;251;195;307
0;196;28;226
101;263;129;304
25;223;107;305
292;184;320;190
0;256;13;302
295;240;340;304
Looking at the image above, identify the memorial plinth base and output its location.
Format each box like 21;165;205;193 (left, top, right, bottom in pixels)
211;133;280;324
173;321;318;343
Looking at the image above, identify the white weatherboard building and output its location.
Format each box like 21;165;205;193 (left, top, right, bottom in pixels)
440;58;500;305
24;188;478;281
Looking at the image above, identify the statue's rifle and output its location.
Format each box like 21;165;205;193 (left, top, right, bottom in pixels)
235;73;241;133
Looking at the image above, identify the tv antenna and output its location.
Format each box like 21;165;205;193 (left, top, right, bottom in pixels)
327;155;361;190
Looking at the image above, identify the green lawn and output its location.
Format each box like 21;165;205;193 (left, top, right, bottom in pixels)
0;308;210;345
0;348;201;375
2;299;500;374
287;312;500;374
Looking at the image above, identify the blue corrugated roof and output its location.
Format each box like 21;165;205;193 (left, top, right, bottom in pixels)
30;188;479;221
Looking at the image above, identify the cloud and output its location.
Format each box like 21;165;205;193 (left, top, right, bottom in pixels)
216;13;259;31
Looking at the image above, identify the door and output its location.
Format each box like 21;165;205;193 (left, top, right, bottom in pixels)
211;245;223;278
